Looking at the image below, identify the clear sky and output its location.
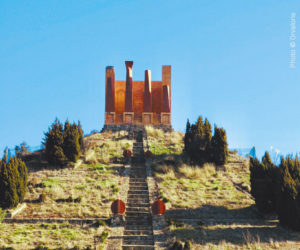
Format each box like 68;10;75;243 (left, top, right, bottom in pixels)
0;0;299;159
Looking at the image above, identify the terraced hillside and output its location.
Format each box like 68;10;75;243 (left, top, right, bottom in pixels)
146;126;300;250
0;130;134;249
1;127;300;249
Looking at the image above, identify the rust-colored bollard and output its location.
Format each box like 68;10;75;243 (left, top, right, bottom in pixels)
123;149;132;158
111;199;126;215
145;150;153;158
151;200;166;215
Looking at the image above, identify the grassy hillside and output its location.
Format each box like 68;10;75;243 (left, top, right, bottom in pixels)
146;126;300;250
0;130;133;249
1;128;300;249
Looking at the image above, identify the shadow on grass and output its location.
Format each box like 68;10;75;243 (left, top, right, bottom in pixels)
165;205;300;245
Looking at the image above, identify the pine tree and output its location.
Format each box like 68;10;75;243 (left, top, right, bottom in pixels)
16;157;28;203
192;116;206;164
78;121;84;149
43;118;66;166
63;121;81;162
277;156;300;230
204;118;212;162
0;150;28;209
184;119;192;154
250;152;278;213
211;126;229;165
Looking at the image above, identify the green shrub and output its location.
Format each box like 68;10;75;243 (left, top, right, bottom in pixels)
184;116;228;166
250;152;279;213
277;156;300;230
0;150;28;209
43;119;83;166
211;125;228;165
43;119;66;166
99;231;109;243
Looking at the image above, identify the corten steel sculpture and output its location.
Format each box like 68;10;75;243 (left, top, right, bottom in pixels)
104;61;172;127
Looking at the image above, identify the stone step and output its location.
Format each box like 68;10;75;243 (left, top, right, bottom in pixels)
122;245;154;250
130;178;146;181
125;225;153;231
126;211;151;216
126;207;149;213
124;230;153;236
129;184;147;187
129;185;148;188
123;235;154;245
128;190;148;195
126;218;152;224
125;219;152;226
129;180;147;184
127;197;149;202
127;196;149;200
129;175;147;179
129;186;148;191
127;203;150;208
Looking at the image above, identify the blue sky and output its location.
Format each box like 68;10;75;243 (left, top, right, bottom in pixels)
0;0;299;159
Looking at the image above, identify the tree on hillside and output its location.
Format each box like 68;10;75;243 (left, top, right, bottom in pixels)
78;121;84;149
43;119;84;166
0;149;28;209
184;119;192;154
15;142;29;158
43;119;66;166
204;118;212;161
184;117;227;165
277;156;300;230
211;125;229;165
250;152;278;213
63;120;81;162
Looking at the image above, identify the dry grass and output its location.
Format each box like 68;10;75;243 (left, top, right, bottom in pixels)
17;163;121;219
83;130;133;164
145;126;184;155
151;138;300;249
178;163;216;179
0;222;109;249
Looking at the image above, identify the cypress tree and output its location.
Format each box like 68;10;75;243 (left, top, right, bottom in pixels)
204;118;212;162
63;121;81;162
16;157;28;203
43;118;66;166
78;121;84;149
277;156;300;230
250;152;278;213
184;119;192;154
211;126;229;165
0;150;28;209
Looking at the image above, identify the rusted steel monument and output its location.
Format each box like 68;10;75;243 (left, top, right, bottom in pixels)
103;61;172;131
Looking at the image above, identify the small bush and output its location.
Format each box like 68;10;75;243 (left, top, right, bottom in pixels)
99;231;109;243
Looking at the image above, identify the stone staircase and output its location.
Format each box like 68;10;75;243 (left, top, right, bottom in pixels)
122;131;155;250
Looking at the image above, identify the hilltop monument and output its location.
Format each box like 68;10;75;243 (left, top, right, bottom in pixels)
103;61;172;131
